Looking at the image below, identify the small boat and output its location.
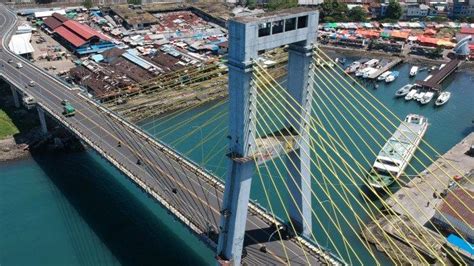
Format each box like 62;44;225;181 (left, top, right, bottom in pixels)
363;68;378;78
367;114;428;188
339;58;346;65
415;92;426;102
420;92;434;104
385;71;399;83
356;67;369;77
364;59;379;68
409;66;419;77
405;89;417;100
435;91;451;106
377;71;392;81
395;84;413;97
429;66;437;72
346;61;361;73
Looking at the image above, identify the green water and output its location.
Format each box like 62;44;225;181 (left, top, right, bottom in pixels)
1;63;473;265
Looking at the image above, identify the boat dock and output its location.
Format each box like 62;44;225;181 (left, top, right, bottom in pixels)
386;132;473;225
362;132;474;264
367;58;402;79
416;59;463;91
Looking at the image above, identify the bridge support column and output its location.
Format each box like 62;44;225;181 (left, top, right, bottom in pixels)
37;107;48;135
285;43;314;238
217;59;257;265
10;85;20;108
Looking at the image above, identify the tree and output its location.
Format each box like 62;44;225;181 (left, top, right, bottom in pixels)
267;0;297;11
385;0;402;20
348;6;368;22
247;0;257;10
83;0;92;9
127;0;141;5
320;0;349;22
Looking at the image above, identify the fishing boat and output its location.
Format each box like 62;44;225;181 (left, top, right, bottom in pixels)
420;91;434;104
377;71;392;81
435;91;451;106
367;114;429;188
345;61;361;73
395;84;414;97
415;91;426;102
409;66;419;77
385;71;399;83
405;89;417;100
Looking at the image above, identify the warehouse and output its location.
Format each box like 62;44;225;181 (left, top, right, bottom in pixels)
42;12;115;55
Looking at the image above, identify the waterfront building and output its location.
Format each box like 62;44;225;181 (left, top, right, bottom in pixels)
451;0;474;18
433;187;474;243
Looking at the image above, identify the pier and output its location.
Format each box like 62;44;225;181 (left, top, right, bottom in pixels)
363;132;474;264
416;59;463;91
367;58;402;79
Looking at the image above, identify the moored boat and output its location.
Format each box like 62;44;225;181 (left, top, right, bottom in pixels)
367;114;429;188
363;68;378;78
409;66;419;77
435;91;451;106
377;71;392;81
395;84;414;97
415;91;426;102
420;91;434;104
385;71;399;83
346;61;361;73
405;89;417;100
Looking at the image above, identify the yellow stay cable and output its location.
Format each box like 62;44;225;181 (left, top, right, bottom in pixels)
252;66;442;264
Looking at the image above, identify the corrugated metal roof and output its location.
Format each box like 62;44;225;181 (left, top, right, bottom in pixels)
55;26;87;47
63;20;96;40
52;12;69;22
8;33;34;55
43;16;63;30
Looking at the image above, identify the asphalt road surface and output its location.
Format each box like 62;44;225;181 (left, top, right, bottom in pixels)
0;5;330;265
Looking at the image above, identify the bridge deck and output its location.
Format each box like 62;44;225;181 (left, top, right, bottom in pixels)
0;5;335;265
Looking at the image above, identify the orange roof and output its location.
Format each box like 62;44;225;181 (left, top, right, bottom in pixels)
391;31;409;39
417;35;439;45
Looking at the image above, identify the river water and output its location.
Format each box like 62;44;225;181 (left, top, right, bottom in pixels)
1;62;473;265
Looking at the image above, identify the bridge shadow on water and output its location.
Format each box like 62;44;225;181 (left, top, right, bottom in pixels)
30;148;209;266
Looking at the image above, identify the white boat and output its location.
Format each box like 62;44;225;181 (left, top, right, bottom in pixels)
345;61;361;73
415;92;426;102
364;59;379;67
363;67;378;78
385;71;399;83
395;84;414;97
377;71;392;81
367;114;428;188
435;91;451;106
405;89;417;100
420;92;434;104
409;66;419;77
356;67;370;77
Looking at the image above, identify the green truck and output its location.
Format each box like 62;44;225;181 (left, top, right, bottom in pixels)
61;100;76;117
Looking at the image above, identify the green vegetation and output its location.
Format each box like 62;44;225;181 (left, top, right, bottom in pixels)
267;0;298;11
385;0;402;20
127;0;142;5
348;6;368;22
320;0;368;22
0;109;19;140
83;0;93;9
320;0;349;22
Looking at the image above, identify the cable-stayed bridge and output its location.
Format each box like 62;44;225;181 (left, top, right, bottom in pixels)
1;4;472;266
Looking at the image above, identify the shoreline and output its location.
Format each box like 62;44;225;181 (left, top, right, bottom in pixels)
320;46;474;72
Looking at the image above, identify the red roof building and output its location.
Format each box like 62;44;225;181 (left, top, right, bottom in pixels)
44;12;111;50
460;27;474;35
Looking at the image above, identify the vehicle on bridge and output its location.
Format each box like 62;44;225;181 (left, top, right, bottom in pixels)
16;62;22;68
61;100;76;117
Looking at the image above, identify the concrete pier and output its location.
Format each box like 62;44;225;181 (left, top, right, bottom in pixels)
367;58;402;79
10;85;19;108
37;106;48;135
386;132;474;225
